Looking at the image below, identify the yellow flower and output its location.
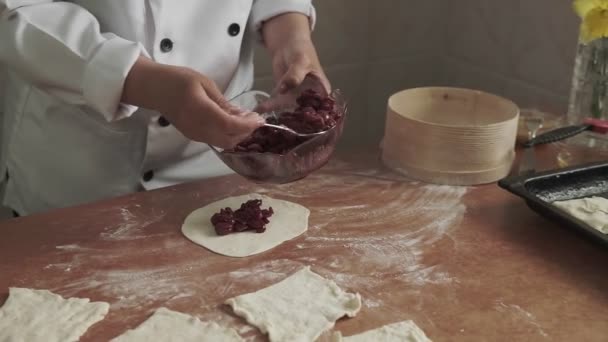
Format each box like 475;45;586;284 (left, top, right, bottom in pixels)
574;0;608;42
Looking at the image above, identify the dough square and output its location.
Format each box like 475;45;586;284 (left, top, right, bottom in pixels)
182;193;310;257
226;266;361;342
111;307;243;342
553;196;608;234
0;287;109;342
332;320;432;342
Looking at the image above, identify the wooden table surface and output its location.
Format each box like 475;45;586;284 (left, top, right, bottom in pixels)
1;146;607;342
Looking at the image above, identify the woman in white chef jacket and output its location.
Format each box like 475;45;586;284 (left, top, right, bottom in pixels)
0;0;329;216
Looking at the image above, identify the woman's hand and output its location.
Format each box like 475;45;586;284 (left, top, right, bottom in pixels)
271;37;330;94
122;57;264;149
262;13;330;94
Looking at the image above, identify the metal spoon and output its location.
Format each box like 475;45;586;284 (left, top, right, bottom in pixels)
261;123;328;138
256;74;333;138
226;91;330;138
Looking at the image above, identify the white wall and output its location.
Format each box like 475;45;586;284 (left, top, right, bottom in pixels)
0;65;5;117
442;0;579;114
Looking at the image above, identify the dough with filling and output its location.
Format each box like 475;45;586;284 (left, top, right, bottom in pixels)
181;194;310;257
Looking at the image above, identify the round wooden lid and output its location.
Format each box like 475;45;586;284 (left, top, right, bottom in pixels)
381;87;519;185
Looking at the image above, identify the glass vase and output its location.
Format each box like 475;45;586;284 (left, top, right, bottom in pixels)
567;37;608;122
559;37;608;167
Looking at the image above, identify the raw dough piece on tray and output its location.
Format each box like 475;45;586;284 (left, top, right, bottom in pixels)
553;196;608;234
0;287;109;342
226;266;361;342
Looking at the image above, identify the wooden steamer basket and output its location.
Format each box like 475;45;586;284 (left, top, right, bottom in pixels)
381;87;519;185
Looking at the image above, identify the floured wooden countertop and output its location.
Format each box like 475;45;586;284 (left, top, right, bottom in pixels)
1;148;607;341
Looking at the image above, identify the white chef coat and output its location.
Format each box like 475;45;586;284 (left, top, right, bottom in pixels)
0;0;316;215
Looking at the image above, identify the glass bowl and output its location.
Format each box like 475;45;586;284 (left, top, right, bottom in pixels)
209;89;347;184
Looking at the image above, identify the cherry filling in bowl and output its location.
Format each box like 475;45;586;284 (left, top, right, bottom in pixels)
210;199;274;236
212;88;347;184
228;89;343;155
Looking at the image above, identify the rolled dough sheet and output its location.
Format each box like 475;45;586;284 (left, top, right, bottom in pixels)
332;320;432;342
111;307;244;342
0;287;109;342
226;266;361;342
181;193;310;257
553;196;608;234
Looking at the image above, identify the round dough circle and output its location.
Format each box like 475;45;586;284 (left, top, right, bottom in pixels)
181;194;310;257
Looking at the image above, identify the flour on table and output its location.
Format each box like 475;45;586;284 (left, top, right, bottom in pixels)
225;266;361;342
553;196;608;234
111;307;243;342
332;320;432;342
181;194;310;257
0;288;109;342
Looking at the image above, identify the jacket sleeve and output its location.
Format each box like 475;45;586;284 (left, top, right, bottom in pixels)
249;0;316;41
0;0;148;121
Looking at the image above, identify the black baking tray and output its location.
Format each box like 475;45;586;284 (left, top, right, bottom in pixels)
498;161;608;246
